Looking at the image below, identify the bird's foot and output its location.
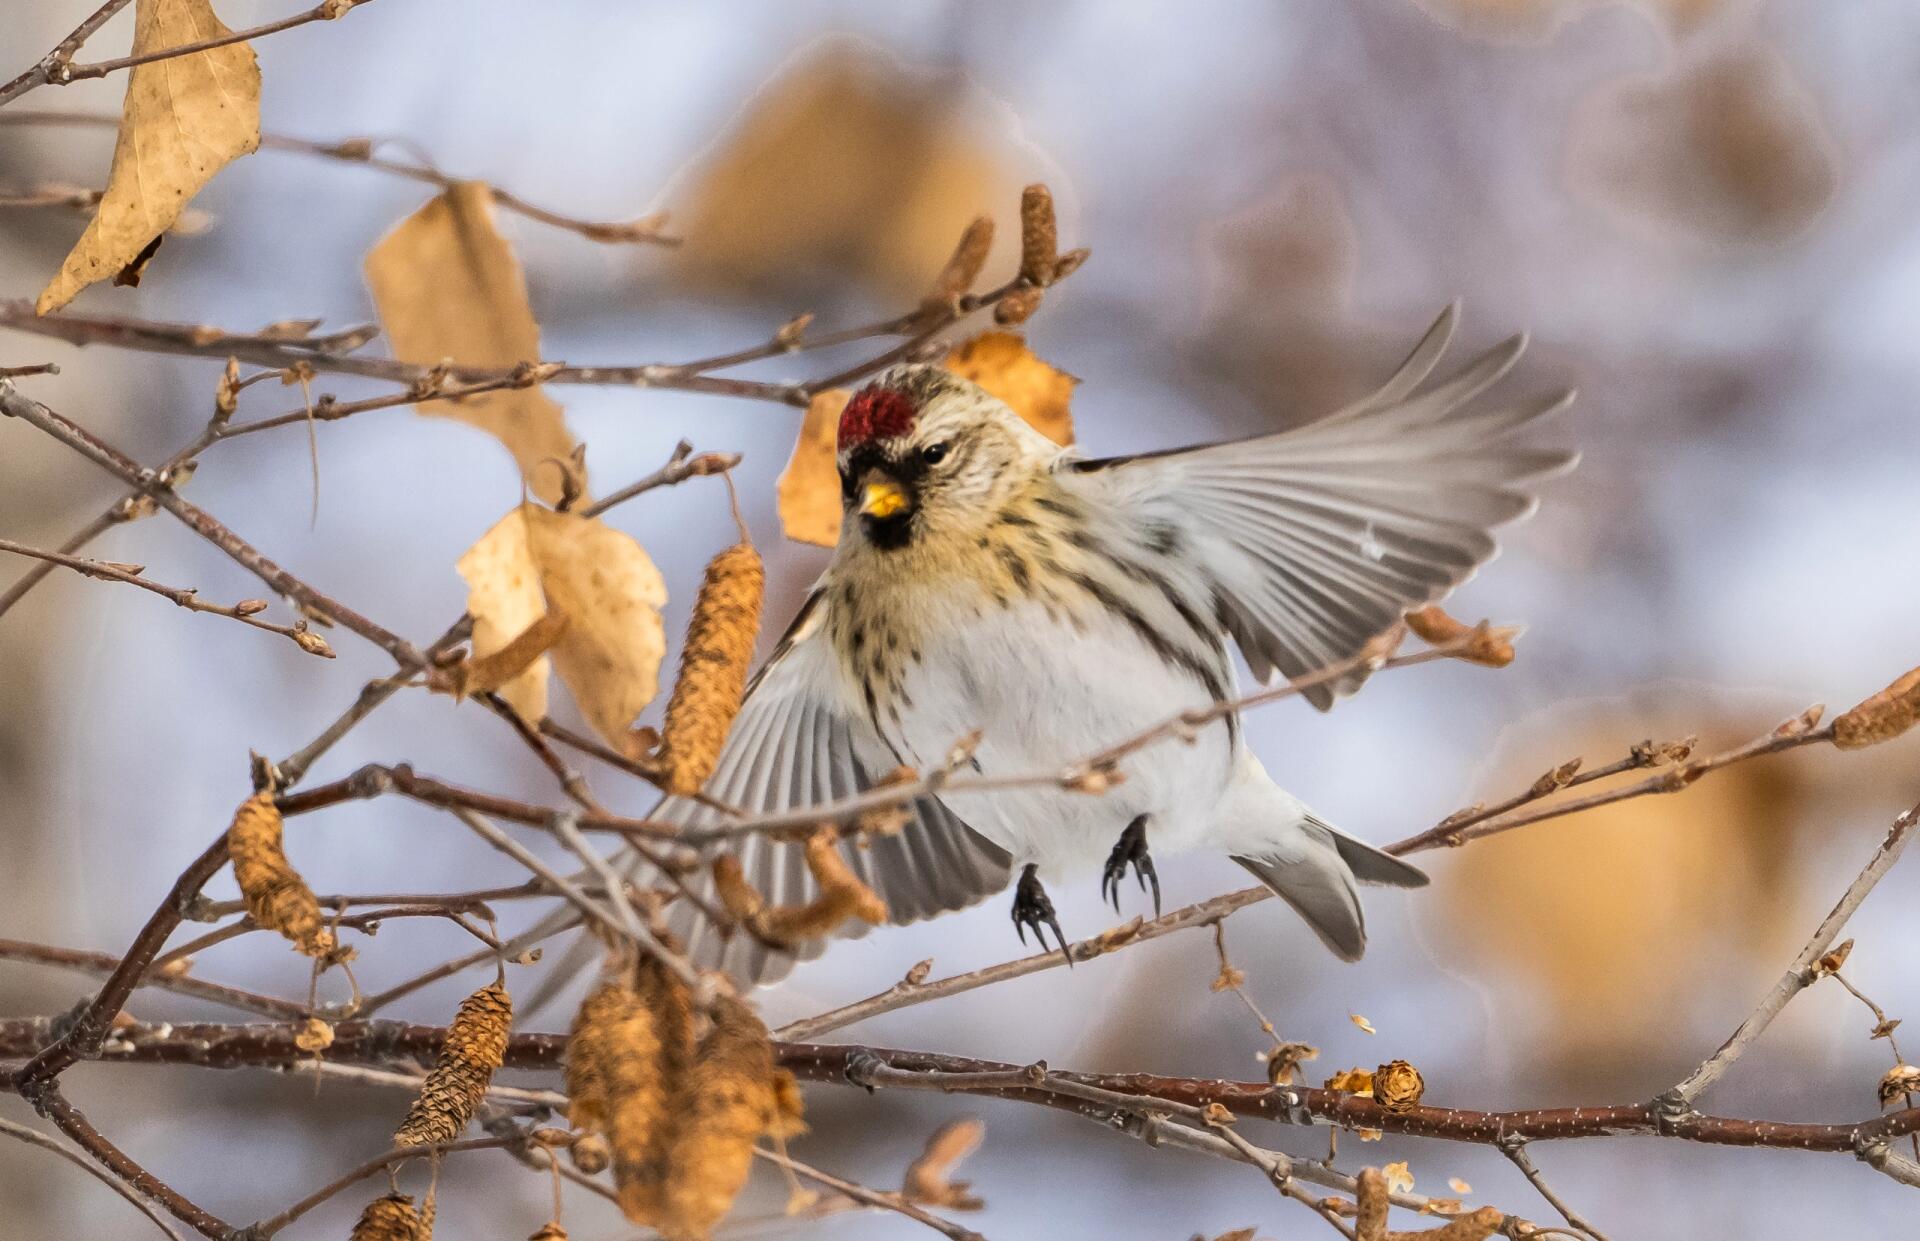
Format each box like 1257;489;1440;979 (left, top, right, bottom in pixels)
1011;864;1071;966
1101;814;1161;916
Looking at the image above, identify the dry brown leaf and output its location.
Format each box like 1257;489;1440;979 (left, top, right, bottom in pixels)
1324;1067;1375;1096
457;505;667;743
902;1117;986;1211
365;182;578;504
524;505;667;746
457;507;553;722
37;0;260;313
777;389;850;547
1566;46;1837;247
943;332;1076;446
670;41;1043;299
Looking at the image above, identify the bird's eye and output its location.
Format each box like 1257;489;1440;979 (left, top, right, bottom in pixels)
919;442;950;466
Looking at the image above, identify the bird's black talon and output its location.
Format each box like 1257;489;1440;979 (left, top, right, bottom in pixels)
1012;864;1072;968
1103;815;1160;917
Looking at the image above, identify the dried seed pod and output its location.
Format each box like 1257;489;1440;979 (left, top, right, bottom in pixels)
1017;184;1058;287
395;981;513;1146
350;1192;426;1241
929;216;995;303
451;610;570;699
659;995;791;1240
1373;1060;1425;1112
657;543;765;795
1878;1063;1920;1108
1834;667;1920;750
226;791;334;958
1384;1205;1504;1241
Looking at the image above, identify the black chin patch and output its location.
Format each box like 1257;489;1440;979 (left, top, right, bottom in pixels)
860;510;915;550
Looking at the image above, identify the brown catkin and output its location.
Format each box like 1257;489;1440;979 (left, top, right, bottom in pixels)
569;955;696;1228
1017;184;1058;286
1354;1167;1388;1241
394;982;512;1146
226;790;333;958
349;1193;425;1241
659;995;789;1241
930;216;994;300
657;543;764;795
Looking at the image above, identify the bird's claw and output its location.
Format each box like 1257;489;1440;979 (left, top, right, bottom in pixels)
1102;815;1161;917
1012;864;1072;967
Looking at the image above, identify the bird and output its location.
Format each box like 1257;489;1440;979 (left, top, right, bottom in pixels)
586;303;1573;989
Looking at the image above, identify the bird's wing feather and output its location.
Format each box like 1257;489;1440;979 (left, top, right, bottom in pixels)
654;589;1012;987
1069;304;1574;709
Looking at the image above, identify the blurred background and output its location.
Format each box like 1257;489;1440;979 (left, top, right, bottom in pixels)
4;2;1919;1237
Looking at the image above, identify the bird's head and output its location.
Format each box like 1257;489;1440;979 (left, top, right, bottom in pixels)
835;364;1052;551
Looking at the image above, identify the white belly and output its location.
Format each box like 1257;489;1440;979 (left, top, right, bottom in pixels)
874;596;1240;878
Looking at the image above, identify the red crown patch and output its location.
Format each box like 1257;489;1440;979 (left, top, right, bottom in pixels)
838;386;917;451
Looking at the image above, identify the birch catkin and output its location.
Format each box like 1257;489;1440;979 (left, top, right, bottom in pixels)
657;542;763;795
394;981;512;1146
659;995;790;1241
226;790;333;958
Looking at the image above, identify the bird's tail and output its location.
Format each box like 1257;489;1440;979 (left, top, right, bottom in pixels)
1234;815;1426;962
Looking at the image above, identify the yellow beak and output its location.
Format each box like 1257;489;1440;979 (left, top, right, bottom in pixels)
859;478;910;520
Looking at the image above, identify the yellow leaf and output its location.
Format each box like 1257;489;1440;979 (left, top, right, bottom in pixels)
775;336;1076;547
365;183;578;504
943;331;1076;446
36;0;260;313
457;508;552;723
777;389;849;548
522;505;667;747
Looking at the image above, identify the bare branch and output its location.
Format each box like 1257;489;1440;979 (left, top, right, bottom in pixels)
0;1115;184;1239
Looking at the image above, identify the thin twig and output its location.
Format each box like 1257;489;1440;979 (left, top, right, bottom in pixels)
1502;1142;1610;1241
1661;797;1920;1111
0;0;134;109
0;1115;184;1239
0;536;331;656
53;1;381;89
755;1147;987;1241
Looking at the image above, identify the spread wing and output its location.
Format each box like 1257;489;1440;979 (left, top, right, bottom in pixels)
652;589;1012;987
1068;304;1575;709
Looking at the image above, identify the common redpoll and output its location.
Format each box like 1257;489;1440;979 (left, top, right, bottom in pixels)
651;305;1570;985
